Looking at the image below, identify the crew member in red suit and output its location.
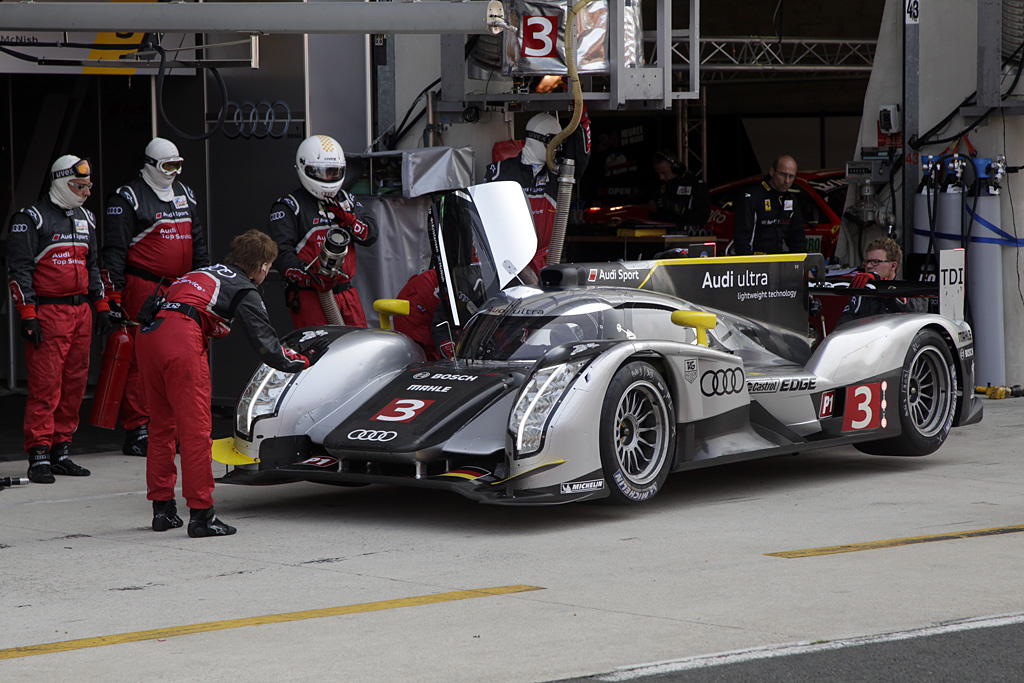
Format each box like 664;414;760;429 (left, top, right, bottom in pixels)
102;137;209;457
136;230;330;537
7;155;112;483
393;268;441;361
267;134;378;329
484;106;591;276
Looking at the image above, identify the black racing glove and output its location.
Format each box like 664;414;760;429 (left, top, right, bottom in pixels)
107;300;126;325
21;318;43;349
93;310;112;337
303;337;331;367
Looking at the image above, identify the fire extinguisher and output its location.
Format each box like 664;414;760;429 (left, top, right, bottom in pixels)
89;324;134;429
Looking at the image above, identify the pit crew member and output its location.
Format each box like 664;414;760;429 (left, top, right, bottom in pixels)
733;154;808;255
838;237;927;324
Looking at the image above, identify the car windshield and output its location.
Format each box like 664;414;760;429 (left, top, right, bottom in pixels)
456;293;625;361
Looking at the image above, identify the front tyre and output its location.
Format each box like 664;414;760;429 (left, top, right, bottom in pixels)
855;329;956;456
599;361;675;504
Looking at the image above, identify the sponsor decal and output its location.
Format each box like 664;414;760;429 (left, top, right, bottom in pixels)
347;429;397;442
269;210;286;222
701;269;770;289
960;347;974;360
764;199;772;211
430;373;477;382
612;471;657;501
173;195;188;209
372;398;435;422
747;378;780;393
592;267;642;283
571;342;599;355
700;368;745;396
413;371;432;379
406;384;451;393
842;382;884;431
616;323;636;340
298;329;328;343
106;206;123;215
819;390;835;418
958;330;973;343
297;456;338;468
684;359;697;384
588;268;598;282
779;377;817;392
560;479;605;494
10;223;27;233
155;212;163;220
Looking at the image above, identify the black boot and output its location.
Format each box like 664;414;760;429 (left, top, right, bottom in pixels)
123;425;148;457
152;500;184;532
187;506;237;538
50;442;90;477
26;445;54;484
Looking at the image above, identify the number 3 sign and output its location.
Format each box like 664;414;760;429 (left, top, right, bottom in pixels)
842;383;884;431
372;398;435;423
523;15;559;58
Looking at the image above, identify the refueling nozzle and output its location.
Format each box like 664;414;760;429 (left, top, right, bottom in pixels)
317;226;351;278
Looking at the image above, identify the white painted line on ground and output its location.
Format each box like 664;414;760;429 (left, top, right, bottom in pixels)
596;612;1024;681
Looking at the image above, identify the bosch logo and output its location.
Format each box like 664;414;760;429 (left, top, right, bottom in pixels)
700;368;744;396
347;429;397;442
413;371;432;379
269;211;286;222
106;207;123;215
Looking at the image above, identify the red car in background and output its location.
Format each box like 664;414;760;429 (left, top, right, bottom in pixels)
706;170;849;260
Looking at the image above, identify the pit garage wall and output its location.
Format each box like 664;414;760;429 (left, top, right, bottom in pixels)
853;0;1024;384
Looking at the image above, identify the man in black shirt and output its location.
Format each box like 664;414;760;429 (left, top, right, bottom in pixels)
733;155;807;255
647;152;711;233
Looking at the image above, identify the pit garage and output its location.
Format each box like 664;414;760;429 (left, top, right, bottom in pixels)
2;1;1024;680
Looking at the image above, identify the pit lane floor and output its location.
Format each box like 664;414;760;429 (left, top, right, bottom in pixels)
1;399;1022;682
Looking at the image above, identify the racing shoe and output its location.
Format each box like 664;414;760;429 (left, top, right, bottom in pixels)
187;506;236;538
152;500;183;532
123;425;148;457
50;443;91;476
26;445;54;484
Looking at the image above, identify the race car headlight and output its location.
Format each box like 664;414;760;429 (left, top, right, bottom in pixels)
510;359;588;457
236;364;295;439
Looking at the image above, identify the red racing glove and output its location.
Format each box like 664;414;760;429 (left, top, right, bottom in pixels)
849;271;879;290
325;205;370;242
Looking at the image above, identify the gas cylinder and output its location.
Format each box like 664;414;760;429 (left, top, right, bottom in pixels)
89;325;134;429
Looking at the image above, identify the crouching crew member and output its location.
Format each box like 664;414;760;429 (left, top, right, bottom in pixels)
102;137;210;457
7;155;111;483
267;134;377;329
838;237;927;325
136;230;330;537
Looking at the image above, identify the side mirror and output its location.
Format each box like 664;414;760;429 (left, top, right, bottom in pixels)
373;299;411;331
671;310;717;347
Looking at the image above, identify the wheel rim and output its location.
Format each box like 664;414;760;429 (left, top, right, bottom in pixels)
907;345;952;438
613;380;670;485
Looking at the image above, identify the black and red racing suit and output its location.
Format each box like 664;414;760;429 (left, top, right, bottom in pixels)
484;110;591;276
7;198;109;450
266;188;378;329
102;177;209;431
136;263;311;510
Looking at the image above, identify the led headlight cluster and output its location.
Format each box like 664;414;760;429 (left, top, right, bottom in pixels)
236;364;295;438
510;359;588;457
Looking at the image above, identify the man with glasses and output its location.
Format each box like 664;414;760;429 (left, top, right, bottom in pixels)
838;236;926;324
101;137;209;457
7;155;112;483
733;155;808;256
267;134;377;329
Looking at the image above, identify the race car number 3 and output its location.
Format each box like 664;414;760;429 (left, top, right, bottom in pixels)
372;398;435;423
842;383;884;431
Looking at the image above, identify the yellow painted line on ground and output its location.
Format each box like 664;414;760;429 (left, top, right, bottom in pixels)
767;524;1024;558
0;585;543;660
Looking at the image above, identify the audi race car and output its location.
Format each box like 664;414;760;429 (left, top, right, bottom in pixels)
213;181;982;506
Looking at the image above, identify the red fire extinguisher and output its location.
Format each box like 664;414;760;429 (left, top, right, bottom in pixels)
89;325;134;429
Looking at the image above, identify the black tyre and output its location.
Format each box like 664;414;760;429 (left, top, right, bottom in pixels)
855;329;957;456
599;361;675;504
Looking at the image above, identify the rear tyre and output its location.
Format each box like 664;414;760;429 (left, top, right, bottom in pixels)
855;330;956;456
599;361;675;504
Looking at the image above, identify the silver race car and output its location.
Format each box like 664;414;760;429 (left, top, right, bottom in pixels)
214;181;982;505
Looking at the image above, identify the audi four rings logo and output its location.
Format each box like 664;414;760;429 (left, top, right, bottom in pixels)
700;368;745;396
347;429;397;442
222;100;293;139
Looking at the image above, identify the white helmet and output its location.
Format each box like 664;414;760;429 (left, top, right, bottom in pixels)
296;135;346;201
49;155;91;209
521;113;561;167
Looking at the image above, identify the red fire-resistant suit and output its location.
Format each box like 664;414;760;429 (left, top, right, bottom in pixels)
102;177;209;430
393;269;441;361
136;263;310;509
267;188;377;329
7;199;109;449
